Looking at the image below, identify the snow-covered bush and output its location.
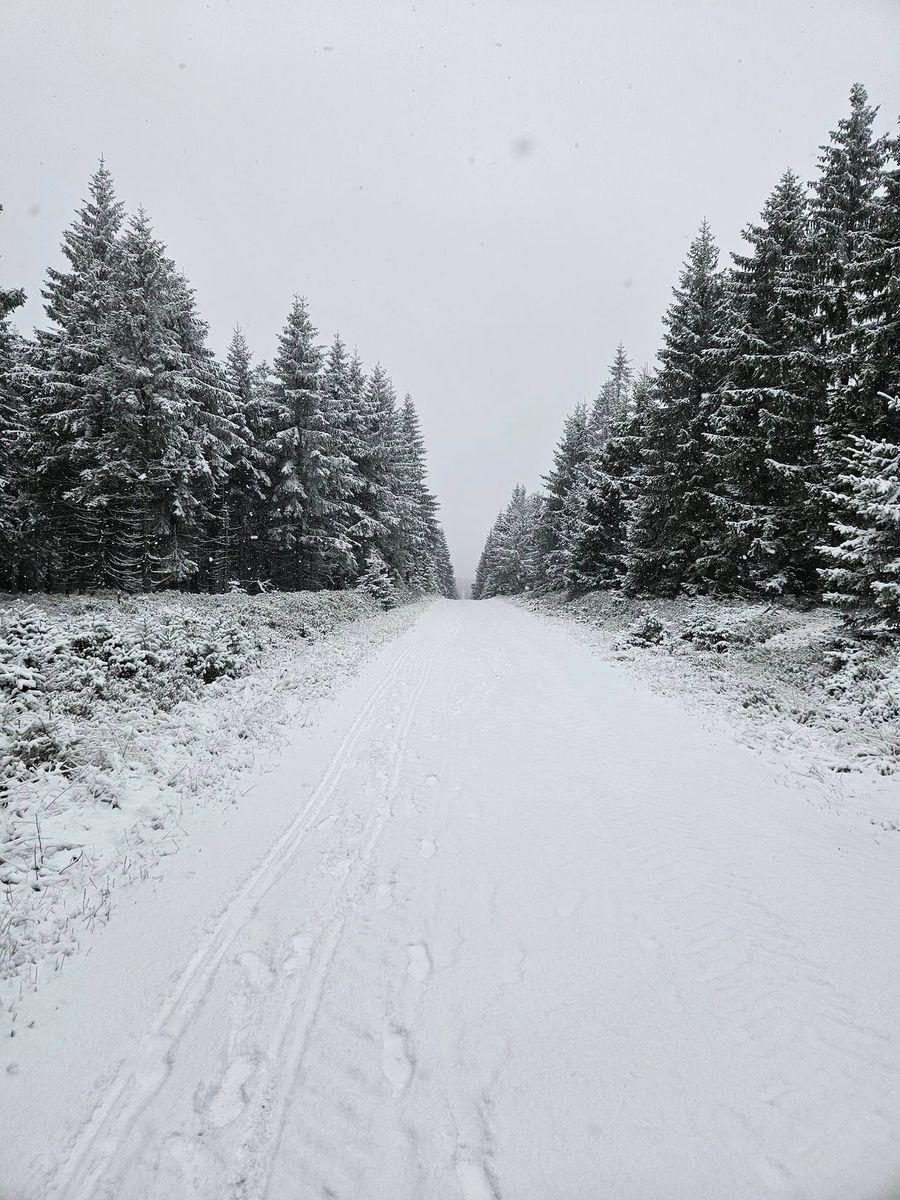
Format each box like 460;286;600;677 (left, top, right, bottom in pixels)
0;588;403;993
825;639;900;724
356;550;399;609
624;612;670;647
0;601;270;789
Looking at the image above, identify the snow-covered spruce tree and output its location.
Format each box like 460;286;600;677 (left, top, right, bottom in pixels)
821;401;900;632
84;210;211;590
535;403;591;590
811;84;889;491
319;335;366;587
0;206;28;589
431;525;459;598
705;171;826;595
336;347;379;576
473;485;543;598
821;128;900;630
838;124;900;449
268;297;353;590
591;342;633;445
356;546;398;609
568;348;643;594
472;512;502;599
626;221;726;596
395;394;441;593
167;269;237;592
221;326;273;588
353;362;403;580
23;161;125;588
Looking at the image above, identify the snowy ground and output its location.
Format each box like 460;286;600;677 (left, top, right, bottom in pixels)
517;590;900;832
1;590;423;1012
2;597;899;1199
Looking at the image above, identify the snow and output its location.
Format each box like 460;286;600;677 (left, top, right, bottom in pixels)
0;590;423;1007
2;597;899;1199
518;589;900;828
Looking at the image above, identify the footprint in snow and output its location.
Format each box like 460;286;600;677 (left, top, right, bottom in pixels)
455;1160;497;1200
282;933;314;975
375;883;394;911
134;1033;174;1093
158;1131;224;1195
381;1029;415;1091
406;943;432;982
237;950;274;990
419;839;436;859
206;1056;254;1128
425;773;439;787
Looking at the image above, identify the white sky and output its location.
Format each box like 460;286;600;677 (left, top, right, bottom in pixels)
2;0;899;584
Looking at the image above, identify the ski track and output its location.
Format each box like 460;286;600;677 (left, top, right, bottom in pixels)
47;637;425;1200
17;597;900;1200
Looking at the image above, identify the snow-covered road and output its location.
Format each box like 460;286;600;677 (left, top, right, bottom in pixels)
5;599;900;1199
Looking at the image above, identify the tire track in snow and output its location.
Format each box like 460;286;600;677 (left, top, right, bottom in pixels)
46;638;422;1200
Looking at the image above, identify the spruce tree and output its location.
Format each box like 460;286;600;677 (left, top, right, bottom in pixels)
87;210;209;589
338;347;376;576
705;171;825;594
535;403;591;590
473;485;543;598
353;362;402;580
840;124;900;446
569;347;638;593
821;407;900;631
591;342;633;444
0;206;27;589
222;327;272;587
431;525;459;598
268;296;352;589
319;334;365;586
626;221;726;596
25;161;125;587
395;394;440;592
811;85;888;481
167;270;236;592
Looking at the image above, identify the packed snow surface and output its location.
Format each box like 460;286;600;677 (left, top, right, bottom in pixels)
2;598;899;1199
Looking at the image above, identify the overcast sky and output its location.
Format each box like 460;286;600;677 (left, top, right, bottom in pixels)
3;0;900;586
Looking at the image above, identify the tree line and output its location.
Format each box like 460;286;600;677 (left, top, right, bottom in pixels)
0;166;457;600
473;84;900;634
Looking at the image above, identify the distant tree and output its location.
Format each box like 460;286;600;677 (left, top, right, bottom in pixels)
473;485;543;598
431;524;459;598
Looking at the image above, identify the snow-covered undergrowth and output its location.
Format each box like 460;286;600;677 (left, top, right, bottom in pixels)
517;592;900;824
0;590;424;1001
